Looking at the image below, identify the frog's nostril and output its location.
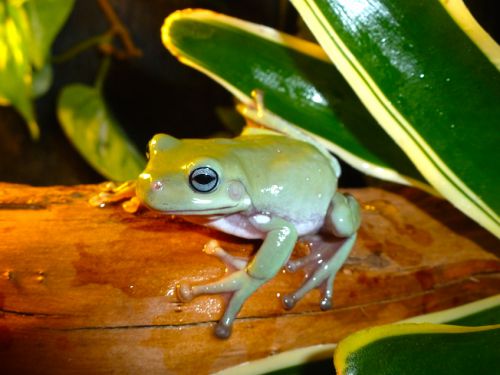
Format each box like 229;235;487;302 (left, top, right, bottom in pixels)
152;180;164;192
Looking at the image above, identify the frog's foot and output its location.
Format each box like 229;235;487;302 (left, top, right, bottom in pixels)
89;180;139;213
283;234;356;310
203;240;248;271
236;89;267;127
177;270;265;339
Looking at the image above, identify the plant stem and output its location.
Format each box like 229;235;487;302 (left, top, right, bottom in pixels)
53;0;141;64
97;0;142;58
95;54;112;92
52;32;113;64
52;0;141;93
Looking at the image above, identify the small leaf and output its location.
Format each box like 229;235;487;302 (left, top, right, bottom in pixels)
0;1;38;138
57;84;146;181
24;0;75;68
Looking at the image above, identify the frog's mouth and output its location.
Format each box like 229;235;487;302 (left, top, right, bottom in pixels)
153;205;241;215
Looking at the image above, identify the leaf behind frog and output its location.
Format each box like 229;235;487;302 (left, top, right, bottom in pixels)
57;84;146;181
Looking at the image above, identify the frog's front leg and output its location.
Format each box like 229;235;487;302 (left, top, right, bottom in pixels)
283;192;360;310
89;180;141;213
202;240;248;271
177;215;298;339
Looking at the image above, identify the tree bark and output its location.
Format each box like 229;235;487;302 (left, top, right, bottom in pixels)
0;183;498;374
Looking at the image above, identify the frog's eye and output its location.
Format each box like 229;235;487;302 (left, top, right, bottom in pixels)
189;167;219;193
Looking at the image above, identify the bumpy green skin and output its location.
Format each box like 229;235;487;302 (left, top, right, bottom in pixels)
136;132;360;338
138;133;336;217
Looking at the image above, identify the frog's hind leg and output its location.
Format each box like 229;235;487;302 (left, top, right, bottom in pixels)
283;191;360;309
282;234;356;310
285;235;337;273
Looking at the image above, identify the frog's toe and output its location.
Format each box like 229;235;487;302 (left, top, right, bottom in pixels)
122;197;141;213
319;296;332;310
176;283;194;302
319;279;334;310
285;262;299;273
282;294;297;310
214;322;232;339
203;239;220;255
98;181;118;192
89;180;137;208
203;241;248;271
88;193;108;208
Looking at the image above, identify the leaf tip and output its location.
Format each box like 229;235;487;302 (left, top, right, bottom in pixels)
27;119;40;141
161;8;216;57
161;9;184;57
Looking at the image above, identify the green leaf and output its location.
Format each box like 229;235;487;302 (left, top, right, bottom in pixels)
401;294;500;327
162;9;432;193
0;1;38;138
290;0;500;236
24;0;75;68
0;0;74;139
57;84;146;181
334;324;500;375
215;295;500;375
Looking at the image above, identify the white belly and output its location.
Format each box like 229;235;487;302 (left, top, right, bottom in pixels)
186;213;324;240
204;214;265;239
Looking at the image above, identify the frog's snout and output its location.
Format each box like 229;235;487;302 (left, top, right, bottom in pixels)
151;180;164;192
136;172;164;206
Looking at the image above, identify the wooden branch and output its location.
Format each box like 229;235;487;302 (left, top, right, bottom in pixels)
0;183;498;374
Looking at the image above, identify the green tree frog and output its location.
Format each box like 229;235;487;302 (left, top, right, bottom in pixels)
92;128;361;338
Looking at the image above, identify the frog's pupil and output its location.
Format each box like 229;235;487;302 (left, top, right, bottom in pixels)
195;174;213;184
189;167;218;193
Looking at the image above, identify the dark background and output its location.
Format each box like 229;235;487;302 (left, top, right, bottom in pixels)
0;0;497;186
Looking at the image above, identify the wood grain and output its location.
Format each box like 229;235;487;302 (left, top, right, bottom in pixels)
0;183;498;374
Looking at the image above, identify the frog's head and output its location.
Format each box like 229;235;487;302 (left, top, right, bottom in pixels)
136;134;251;215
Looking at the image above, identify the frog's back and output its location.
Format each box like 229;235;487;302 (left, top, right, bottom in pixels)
230;134;337;220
